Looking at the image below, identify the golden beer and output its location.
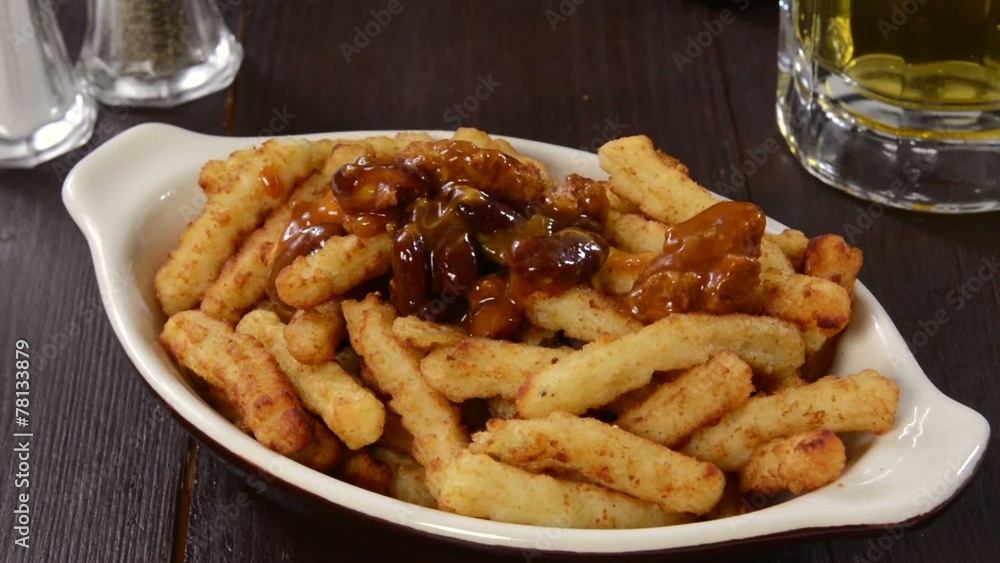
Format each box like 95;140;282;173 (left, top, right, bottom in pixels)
795;0;1000;110
777;0;1000;213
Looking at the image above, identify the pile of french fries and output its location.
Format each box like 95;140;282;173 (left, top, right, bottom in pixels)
156;128;899;529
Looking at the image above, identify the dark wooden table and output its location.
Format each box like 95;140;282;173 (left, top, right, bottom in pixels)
2;1;997;561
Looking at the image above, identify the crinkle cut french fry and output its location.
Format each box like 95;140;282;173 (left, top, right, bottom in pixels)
517;313;804;418
471;412;725;514
594;249;653;296
682;370;898;471
421;338;571;401
235;309;385;450
758;238;794;275
393;131;435;149
155;138;315;315
376;409;415;456
604;210;667;254
284;301;347;365
160;310;339;470
391;316;466;351
276;233;393;309
523;287;642;342
599;135;717;225
451;127;551;181
759;271;852;336
198;147;254;196
804;234;864;293
616;351;754;448
772;229;809;271
201;143;369;322
338;450;392;495
738;429;846;495
342;295;468;495
437;452;693;529
370;447;438;509
293;418;344;472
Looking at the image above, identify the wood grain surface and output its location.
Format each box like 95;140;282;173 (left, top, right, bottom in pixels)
1;1;997;562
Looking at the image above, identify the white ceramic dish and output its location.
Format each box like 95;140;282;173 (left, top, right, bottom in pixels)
63;123;990;556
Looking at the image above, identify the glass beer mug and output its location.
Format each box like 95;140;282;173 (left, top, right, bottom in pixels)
777;0;999;213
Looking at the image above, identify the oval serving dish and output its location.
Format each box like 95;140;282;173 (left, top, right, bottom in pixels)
63;123;990;556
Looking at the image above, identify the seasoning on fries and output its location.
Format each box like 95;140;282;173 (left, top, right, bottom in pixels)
156;129;899;529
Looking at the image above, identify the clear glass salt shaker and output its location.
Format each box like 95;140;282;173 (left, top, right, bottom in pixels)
77;0;243;108
0;0;97;169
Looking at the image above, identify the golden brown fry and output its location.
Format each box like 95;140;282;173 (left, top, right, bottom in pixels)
199;201;296;322
284;301;347;365
160;310;339;469
390;316;466;351
235;309;385;450
342;295;469;494
517;313;804;418
523;287;642;342
437;452;693;529
338;450;392;495
593;249;653;296
599;136;717;225
604;210;667;254
804;234;864;293
252;298;295;324
293;418;343;471
276;233;393;309
156;138;315;315
486;396;519;420
201;143;368;322
198;148;254;196
451;127;551;181
758;238;794;275
616;352;754;448
797;327;835;381
607;190;641;214
517;324;559;346
370;448;438;509
394;131;435;149
421;338;571;401
759;271;852;337
599;378;663;415
471;412;725;514
376;410;415;456
771;229;809;271
739;429;846;495
682;370;898;471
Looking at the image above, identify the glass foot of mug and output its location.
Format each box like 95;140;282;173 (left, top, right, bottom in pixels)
776;72;1000;214
0;92;97;169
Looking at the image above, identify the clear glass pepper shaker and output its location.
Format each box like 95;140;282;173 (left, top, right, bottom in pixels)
0;0;97;169
77;0;243;107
